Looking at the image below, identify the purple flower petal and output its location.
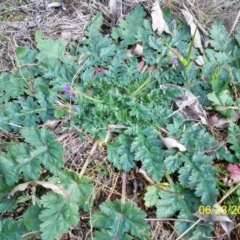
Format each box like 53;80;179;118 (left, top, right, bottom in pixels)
171;57;178;65
63;84;71;93
70;92;76;99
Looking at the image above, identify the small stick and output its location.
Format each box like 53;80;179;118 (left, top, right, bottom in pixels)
229;10;240;36
122;171;127;204
79;140;99;178
138;168;155;185
166;96;200;119
218;182;240;205
176;219;201;240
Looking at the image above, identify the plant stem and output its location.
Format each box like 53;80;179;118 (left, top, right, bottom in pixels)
186;25;197;60
164;169;174;186
131;74;153;97
131;66;172;97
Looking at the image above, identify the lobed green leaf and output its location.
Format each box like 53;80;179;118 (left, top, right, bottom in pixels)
92;201;150;240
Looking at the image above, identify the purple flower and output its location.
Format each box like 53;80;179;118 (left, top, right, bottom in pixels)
70;92;76;99
63;84;76;99
63;84;71;93
171;57;178;65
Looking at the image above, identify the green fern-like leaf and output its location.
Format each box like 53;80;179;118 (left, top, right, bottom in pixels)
175;209;213;240
107;134;135;171
85;12;103;37
156;188;181;218
20;126;55;147
16;46;38;64
131;128;164;182
112;5;146;46
164;151;186;174
35;31;65;60
179;155;218;206
57;170;93;212
0;218;27;240
0;73;26;103
0;127;64;185
18;97;42;126
191;162;218;205
0;199;17;214
39;170;93;240
208;89;234;118
228;123;240;159
91;229;132;240
236;25;240;45
144;186;161;207
20;126;64;175
209;21;234;53
39;193;78;240
23;205;42;233
92;201;150;240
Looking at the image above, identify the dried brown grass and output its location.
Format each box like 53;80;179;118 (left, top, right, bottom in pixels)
0;0;239;71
